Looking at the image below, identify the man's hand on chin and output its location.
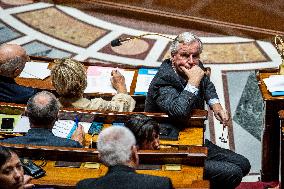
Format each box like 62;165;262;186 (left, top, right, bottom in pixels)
181;66;204;87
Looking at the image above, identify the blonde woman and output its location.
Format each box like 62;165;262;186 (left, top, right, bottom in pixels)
51;58;135;112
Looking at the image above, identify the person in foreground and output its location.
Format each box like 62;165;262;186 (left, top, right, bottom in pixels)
125;114;160;150
0;44;37;104
1;91;84;147
126;114;250;189
51;58;135;112
0;146;34;189
144;32;251;189
76;126;173;189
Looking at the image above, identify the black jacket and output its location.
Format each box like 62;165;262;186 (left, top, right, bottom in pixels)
145;59;218;119
1;128;82;148
76;165;173;189
0;76;37;104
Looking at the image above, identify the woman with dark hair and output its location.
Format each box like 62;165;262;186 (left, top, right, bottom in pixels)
0;146;33;189
125;114;160;150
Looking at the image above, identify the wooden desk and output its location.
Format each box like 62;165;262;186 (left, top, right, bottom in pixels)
31;161;208;188
278;110;284;189
256;68;284;181
16;56;150;111
16;56;211;112
0;143;209;189
0;102;207;148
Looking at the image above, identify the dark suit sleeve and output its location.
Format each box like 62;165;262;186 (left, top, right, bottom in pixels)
155;83;199;118
76;178;96;189
167;177;174;189
202;75;219;104
198;62;219;104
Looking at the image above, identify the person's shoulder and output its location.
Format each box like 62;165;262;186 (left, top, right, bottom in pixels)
76;178;97;189
153;59;173;79
0;136;25;144
51;135;82;148
137;173;172;186
159;59;172;70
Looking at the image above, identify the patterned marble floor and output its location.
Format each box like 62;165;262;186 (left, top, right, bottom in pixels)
0;0;282;180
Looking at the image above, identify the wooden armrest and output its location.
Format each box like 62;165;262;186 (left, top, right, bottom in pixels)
0;142;207;166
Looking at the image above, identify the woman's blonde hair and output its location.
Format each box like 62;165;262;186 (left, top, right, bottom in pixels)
51;58;87;98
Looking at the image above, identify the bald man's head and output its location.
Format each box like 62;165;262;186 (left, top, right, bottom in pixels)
26;91;60;129
0;44;28;78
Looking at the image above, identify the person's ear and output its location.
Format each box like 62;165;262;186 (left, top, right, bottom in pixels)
24;108;29;117
131;145;139;167
56;112;59;121
13;68;22;78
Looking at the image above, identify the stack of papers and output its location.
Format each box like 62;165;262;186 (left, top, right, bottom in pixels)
84;66;135;94
263;75;284;96
19;61;51;80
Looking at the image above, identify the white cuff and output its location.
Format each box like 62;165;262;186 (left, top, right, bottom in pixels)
184;83;199;95
208;98;220;106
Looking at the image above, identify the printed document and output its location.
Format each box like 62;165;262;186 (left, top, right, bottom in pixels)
19;61;51;80
84;66;135;94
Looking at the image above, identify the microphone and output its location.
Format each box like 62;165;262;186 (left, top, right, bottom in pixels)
111;39;122;47
111;38;131;47
110;33;174;47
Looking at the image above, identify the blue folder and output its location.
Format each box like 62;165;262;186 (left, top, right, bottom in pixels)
271;91;284;96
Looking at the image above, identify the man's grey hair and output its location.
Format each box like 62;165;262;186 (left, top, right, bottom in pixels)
27;91;60;127
97;126;136;166
0;56;26;77
170;32;203;55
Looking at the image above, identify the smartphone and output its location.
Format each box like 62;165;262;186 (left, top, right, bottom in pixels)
1;118;14;131
159;127;172;136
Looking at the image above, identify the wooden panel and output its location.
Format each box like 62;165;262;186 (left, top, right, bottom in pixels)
256;68;284;181
0;143;207;165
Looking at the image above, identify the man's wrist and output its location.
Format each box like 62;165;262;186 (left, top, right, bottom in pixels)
208;98;220;106
184;83;199;95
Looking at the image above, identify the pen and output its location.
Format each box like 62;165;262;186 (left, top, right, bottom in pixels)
67;116;79;139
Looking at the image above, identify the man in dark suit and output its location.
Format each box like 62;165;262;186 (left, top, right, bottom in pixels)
144;32;250;189
0;44;38;104
1;91;84;148
76;126;173;189
145;32;227;122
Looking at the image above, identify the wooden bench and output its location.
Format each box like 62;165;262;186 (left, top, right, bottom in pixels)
0;142;209;189
0;102;207;148
0;99;209;188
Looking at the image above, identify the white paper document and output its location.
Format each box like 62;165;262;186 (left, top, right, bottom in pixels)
84;66;135;94
52;120;91;138
19;61;51;80
263;75;284;92
13;116;91;138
